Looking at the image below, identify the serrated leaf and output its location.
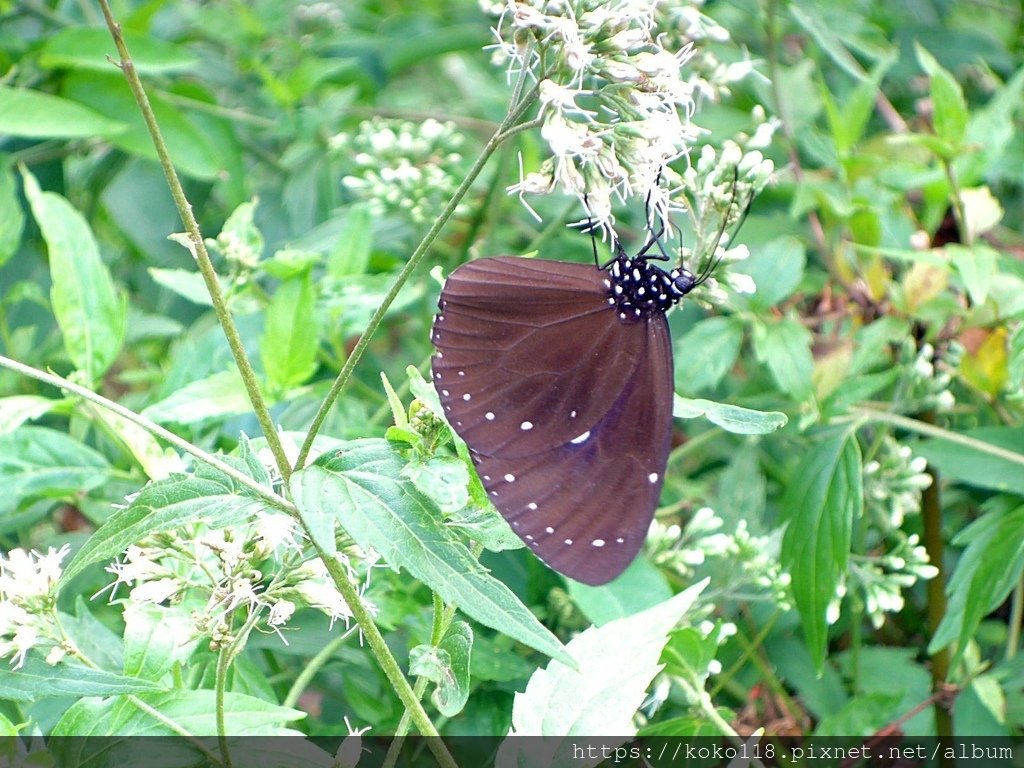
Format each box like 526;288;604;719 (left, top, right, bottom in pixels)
82;402;184;481
947;243;998;306
142;369;253;424
0;657;164;702
39;27;199;74
673;396;787;434
327;203;374;278
0;86;125;139
497;582;706;763
261;272;319;391
403;456;470;514
916;44;967;148
781;428;862;671
753;316;814;399
674;317;743;394
291;440;569;664
61;467;270;584
930;500;1024;667
409;621;472;717
0;426;111;521
50;690;303;737
22;167;126;382
123;603;199;681
567;556;672;626
0;396;58;435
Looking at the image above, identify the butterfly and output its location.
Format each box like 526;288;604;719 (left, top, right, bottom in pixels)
429;225;720;585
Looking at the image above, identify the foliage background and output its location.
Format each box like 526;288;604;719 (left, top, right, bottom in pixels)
0;0;1023;746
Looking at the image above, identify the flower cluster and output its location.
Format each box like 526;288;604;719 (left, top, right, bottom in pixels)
0;545;71;668
333;118;465;225
863;436;932;529
102;514;377;648
487;0;773;299
647;508;790;606
849;535;938;629
893;339;960;413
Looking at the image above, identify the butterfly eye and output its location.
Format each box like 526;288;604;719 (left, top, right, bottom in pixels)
431;253;683;585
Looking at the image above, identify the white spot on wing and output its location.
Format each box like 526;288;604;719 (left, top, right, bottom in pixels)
545;526;554;534
527;502;538;510
570;410;577;418
442;389;450;396
485;412;495;420
592;539;605;547
648;472;659;483
570;430;591;444
504;473;515;482
520;421;533;431
462;393;471;401
458;370;465;377
564;538;573;545
615;537;625;544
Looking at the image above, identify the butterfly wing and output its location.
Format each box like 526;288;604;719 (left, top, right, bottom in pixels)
431;256;674;585
431;257;645;458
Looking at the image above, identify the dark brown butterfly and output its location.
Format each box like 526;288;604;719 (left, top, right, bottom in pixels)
430;235;709;585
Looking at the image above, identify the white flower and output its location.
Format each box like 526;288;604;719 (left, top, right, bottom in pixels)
130;578;181;605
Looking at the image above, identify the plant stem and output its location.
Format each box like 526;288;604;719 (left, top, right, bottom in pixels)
850;406;1024;468
0;355;288;512
293;82;542;472
1008;578;1023;661
96;0;293;484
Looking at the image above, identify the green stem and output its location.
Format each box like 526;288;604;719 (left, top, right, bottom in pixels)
1008;578;1023;661
850;406;1024;468
293;83;542;472
0;355;289;512
282;625;359;709
215;646;234;768
96;0;293;484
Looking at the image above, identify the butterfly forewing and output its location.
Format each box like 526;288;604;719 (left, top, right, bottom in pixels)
432;257;645;458
431;256;677;585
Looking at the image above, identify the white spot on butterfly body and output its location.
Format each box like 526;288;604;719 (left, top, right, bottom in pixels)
520;421;533;430
570;430;591;444
603;279;611;288
638;287;646;296
527;502;538;510
648;472;659;483
607;297;615;305
462;393;471;401
504;473;516;482
632;268;641;280
485;412;495;420
614;285;623;295
592;539;606;547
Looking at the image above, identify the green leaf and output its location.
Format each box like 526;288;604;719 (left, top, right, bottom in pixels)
50;690;303;736
0;161;24;267
568;556;672;626
142;369;253;424
0;395;58;435
0;86;124;139
915;426;1024;496
444;503;523;553
409;621;472;718
916;44;968;149
22;167;126;382
753;316;814;399
780;428;862;671
0;657;164;702
123;604;199;681
930;500;1024;667
261;271;319;391
0;426;111;523
39;27;199;74
498;582;706;743
730;236;806;310
291;439;570;664
947;243;998;306
673;395;787;434
674;316;743;394
61;465;270;583
788;4;869;82
327;203;374;278
147;267;224;306
403;456;470;514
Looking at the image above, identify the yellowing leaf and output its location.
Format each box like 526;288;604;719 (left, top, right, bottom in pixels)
959;327;1009;397
902;261;948;312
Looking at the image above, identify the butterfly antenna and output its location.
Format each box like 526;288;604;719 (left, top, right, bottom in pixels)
693;168;751;287
582;193;601;268
636;169;670;262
